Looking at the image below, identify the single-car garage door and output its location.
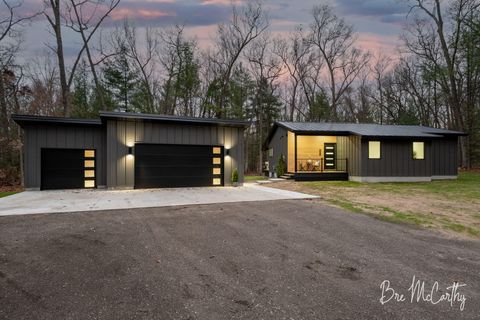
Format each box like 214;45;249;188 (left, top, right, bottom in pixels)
41;148;96;190
134;144;224;188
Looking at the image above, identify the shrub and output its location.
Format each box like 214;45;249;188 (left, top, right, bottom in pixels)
276;154;286;177
231;168;239;183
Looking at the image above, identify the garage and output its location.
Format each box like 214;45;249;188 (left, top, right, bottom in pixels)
134;144;223;188
12;111;247;190
41;148;96;190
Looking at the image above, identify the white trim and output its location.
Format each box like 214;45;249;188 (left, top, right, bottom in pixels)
349;176;432;183
431;175;457;180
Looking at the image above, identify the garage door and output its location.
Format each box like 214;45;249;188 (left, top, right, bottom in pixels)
134;144;224;188
41;149;96;190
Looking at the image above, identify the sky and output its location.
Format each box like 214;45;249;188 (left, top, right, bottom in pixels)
16;0;413;62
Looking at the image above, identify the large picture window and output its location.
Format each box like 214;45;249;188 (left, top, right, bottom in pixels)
413;142;424;160
368;141;381;159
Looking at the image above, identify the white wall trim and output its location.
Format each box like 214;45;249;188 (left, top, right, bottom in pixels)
349;176;432;183
431;175;457;180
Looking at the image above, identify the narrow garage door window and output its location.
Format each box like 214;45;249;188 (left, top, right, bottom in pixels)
41;149;96;190
134;144;224;188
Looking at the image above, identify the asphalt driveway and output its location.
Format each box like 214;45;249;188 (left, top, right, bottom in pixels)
0;199;479;319
0;184;315;216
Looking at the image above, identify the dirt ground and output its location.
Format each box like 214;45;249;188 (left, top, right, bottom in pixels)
1;200;479;319
268;181;480;239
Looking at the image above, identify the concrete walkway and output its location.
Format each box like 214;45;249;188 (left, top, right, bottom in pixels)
0;184;317;216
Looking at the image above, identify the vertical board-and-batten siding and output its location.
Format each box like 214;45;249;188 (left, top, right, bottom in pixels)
360;138;431;177
337;135;361;176
106;119;245;188
24;124;106;189
431;138;458;176
268;126;288;175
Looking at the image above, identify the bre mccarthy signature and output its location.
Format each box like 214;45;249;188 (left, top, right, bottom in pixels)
380;275;467;311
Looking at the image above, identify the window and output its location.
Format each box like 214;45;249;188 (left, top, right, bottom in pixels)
213;168;221;175
84;170;95;178
413;142;424;160
268;148;273;157
368;141;381;159
84;180;95;188
213;178;221;185
84;160;95;168
213;158;221;165
84;150;95;158
212;147;221;154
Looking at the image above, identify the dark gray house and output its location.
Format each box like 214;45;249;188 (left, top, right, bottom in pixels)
12;112;248;190
266;122;465;182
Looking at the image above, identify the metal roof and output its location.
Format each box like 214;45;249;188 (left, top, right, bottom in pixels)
100;111;250;127
269;121;465;141
12;112;250;128
11;114;102;127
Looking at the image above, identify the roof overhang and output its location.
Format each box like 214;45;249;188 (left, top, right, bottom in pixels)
11;114;102;127
265;121;467;148
99;111;251;128
12;112;251;129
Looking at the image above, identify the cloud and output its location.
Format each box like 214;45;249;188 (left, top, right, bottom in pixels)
356;32;400;57
107;0;234;27
336;0;409;25
200;0;244;5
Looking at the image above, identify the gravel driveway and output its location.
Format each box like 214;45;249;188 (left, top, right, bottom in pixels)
0;199;479;319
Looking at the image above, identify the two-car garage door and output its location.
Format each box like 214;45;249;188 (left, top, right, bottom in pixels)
134;144;224;188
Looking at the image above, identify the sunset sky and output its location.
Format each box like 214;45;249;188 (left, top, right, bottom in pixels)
18;0;412;61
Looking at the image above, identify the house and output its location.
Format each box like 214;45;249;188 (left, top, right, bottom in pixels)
12;111;248;190
266;122;466;182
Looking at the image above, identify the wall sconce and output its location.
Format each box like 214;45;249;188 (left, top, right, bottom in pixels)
225;148;230;156
128;146;133;155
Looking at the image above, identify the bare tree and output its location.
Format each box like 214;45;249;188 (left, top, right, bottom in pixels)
43;0;70;115
405;0;480;167
121;21;158;113
157;25;188;115
370;54;393;124
273;26;313;121
65;0;120;109
211;0;268;118
246;33;283;173
309;4;370;120
1;0;38;134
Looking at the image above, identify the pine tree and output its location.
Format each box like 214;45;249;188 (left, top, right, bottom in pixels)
102;44;139;112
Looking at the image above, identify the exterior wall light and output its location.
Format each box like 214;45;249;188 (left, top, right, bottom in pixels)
128;146;133;155
225;148;230;156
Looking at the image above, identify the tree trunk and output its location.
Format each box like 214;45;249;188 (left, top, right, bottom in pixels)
47;0;70;116
459;136;470;169
0;71;9;139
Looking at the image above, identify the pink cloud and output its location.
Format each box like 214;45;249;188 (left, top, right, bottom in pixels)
110;8;175;21
356;32;400;58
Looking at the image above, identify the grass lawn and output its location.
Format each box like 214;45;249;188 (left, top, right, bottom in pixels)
271;171;480;239
0;191;20;198
244;175;267;182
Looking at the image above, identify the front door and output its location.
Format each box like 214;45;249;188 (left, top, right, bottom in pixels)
324;143;336;170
